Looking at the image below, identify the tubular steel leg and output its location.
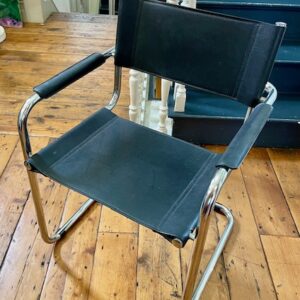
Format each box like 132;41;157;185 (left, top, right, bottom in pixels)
17;53;120;245
192;203;234;299
183;202;233;299
27;170;95;244
183;202;233;300
183;168;228;299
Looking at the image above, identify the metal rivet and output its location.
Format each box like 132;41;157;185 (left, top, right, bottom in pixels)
24;161;32;171
172;238;183;248
275;22;287;28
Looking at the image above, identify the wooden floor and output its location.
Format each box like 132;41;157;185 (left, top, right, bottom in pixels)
0;13;299;300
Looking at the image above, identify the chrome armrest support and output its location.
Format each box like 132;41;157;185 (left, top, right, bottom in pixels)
103;46;116;58
106;65;122;110
17;47;121;244
18;93;42;161
17;48;121;161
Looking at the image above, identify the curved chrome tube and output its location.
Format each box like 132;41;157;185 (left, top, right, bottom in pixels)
106;66;122;110
27;169;95;244
183;168;230;300
17;93;97;243
17;47;120;244
18;93;42;161
103;46;115;58
244;82;277;122
17;49;121;161
259;82;277;106
192;202;234;299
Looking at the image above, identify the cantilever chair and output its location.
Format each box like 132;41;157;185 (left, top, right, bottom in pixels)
18;0;285;299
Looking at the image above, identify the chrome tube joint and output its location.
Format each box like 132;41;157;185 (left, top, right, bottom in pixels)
259;82;277;106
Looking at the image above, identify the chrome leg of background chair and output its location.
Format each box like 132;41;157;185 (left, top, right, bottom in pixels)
183;168;233;300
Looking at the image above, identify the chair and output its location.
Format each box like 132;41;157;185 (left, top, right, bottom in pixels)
17;0;285;298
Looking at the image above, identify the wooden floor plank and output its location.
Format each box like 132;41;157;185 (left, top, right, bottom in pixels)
241;149;298;236
136;226;182;299
39;191;101;300
0;49;113;66
0;52;115;69
2;34;114;55
5;23;116;39
60;192;101;300
88;232;137;300
40;225;74;299
0;116;82;139
0;175;67;298
0;134;18;177
0;72;116;90
99;206;138;234
47;13;117;23
261;236;300;300
0;138;48;265
268;149;300;233
0;61;115;76
14;184;69;300
0;192;40;297
217;169;277;300
0;88;130;105
0;106;128;138
0;15;129;140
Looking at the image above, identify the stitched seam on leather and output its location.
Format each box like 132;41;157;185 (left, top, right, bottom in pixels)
231;32;251;96
234;24;259;98
49;116;118;169
158;154;216;229
131;0;144;67
114;0;124;60
257;27;283;99
132;0;262;98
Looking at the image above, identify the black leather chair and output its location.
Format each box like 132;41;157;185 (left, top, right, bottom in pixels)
18;0;285;298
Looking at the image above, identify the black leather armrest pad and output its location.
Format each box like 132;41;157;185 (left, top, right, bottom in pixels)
34;52;107;98
217;103;273;169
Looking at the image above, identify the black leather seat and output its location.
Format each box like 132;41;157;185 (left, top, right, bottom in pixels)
18;0;285;298
29;107;219;244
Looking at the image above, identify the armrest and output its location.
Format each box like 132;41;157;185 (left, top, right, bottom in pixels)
33;52;110;98
216;103;273;170
18;48;118;161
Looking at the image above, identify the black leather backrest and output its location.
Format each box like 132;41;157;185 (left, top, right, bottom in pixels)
115;0;285;107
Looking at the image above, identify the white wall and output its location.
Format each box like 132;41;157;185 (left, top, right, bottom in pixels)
53;0;71;12
21;0;57;23
21;0;101;23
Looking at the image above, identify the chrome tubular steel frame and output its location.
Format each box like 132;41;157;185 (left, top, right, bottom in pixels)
17;49;121;243
183;82;277;299
18;47;277;296
192;202;234;299
183;168;232;300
